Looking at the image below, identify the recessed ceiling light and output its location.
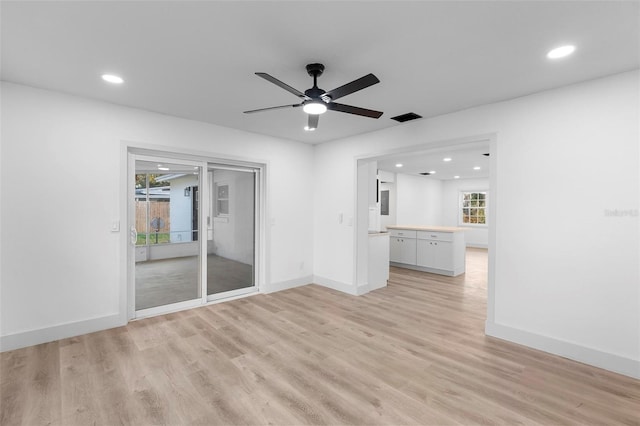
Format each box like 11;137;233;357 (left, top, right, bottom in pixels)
158;167;170;171
304;126;316;132
395;163;403;168
101;74;124;84
454;176;460;179
473;166;481;170
546;45;575;59
429;170;436;174
443;157;452;162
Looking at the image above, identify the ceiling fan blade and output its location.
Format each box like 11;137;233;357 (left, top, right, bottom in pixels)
307;114;319;130
328;102;383;118
255;72;309;99
323;73;380;101
243;104;301;114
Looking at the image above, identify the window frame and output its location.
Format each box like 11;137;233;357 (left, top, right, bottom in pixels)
459;190;488;227
214;182;230;217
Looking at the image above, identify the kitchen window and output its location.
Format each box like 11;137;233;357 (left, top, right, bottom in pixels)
460;191;487;225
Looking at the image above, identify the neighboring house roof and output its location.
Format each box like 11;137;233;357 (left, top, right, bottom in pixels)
135;186;170;200
155;173;188;182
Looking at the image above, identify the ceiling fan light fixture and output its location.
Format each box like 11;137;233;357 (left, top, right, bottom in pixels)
303;101;327;115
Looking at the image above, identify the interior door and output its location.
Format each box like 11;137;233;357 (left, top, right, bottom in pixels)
132;157;204;315
206;165;258;299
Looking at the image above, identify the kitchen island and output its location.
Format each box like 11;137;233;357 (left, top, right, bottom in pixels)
386;225;467;276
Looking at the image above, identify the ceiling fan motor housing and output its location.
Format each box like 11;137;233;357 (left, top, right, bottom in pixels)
305;63;327;100
306;63;325;77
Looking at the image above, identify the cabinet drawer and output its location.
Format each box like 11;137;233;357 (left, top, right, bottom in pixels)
417;231;454;242
389;229;417;238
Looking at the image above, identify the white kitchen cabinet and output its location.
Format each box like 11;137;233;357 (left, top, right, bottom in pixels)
368;233;390;292
390;235;417;265
417;239;454;270
388;226;466;276
389;229;417;264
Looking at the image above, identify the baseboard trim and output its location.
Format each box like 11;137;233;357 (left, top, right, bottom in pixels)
262;275;313;294
1;313;124;353
485;321;640;379
389;262;464;277
313;275;358;296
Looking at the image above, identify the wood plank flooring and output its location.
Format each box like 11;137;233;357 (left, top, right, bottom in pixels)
2;248;639;425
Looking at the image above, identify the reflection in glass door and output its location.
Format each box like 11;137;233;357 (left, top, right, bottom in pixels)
206;166;256;298
134;159;201;312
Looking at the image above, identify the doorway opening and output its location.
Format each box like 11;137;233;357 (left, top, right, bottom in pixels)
354;135;496;323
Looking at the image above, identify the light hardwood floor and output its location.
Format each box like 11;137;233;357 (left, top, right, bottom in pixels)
2;249;639;425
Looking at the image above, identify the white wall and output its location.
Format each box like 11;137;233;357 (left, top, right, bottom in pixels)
169;175;198;243
396;174;443;225
0;82;314;349
313;70;639;378
442;178;490;247
211;169;255;265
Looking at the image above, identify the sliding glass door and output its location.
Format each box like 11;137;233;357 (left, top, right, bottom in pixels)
206;165;257;300
128;152;261;318
133;158;202;314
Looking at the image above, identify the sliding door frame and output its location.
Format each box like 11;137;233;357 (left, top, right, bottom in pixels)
125;146;265;321
129;153;207;319
206;164;261;302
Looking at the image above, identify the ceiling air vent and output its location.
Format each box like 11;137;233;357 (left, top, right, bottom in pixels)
483;153;490;156
419;172;432;176
391;112;422;123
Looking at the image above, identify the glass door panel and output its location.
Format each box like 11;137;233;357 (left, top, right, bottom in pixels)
134;160;202;311
207;167;256;297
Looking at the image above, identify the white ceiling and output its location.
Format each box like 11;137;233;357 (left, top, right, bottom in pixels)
377;143;490;181
1;1;638;144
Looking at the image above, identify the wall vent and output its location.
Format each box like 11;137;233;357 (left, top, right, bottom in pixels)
391;112;422;122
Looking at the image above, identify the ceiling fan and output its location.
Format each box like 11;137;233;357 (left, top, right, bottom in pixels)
244;63;383;131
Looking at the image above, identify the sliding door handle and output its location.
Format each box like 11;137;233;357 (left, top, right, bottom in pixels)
130;226;138;245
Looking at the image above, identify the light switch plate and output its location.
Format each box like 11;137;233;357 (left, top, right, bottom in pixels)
111;220;120;232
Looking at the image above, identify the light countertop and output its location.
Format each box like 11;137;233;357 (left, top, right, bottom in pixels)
386;225;468;233
368;231;390;237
